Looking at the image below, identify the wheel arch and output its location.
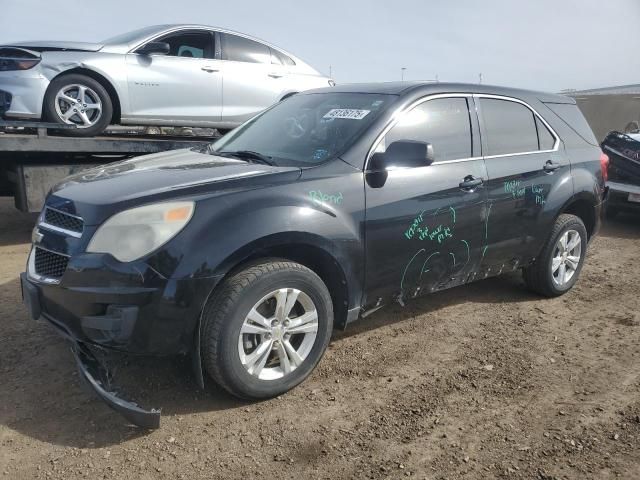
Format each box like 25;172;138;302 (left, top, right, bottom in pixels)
48;67;122;124
213;233;352;329
557;193;598;239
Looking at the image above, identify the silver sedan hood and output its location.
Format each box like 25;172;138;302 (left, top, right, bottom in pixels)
4;41;104;52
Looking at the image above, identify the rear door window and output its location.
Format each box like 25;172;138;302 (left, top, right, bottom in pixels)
480;98;539;156
156;31;214;59
270;48;296;66
383;97;473;162
535;116;556;150
221;34;271;64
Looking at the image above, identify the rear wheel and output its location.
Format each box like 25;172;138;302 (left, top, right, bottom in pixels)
43;74;112;137
523;214;587;297
201;259;333;399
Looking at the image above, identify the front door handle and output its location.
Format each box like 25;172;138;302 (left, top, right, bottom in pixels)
268;72;284;78
459;175;483;191
201;66;220;73
543;160;561;173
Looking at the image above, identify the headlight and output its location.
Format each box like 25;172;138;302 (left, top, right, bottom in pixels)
87;201;195;262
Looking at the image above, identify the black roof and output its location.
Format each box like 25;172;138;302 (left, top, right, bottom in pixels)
307;81;574;104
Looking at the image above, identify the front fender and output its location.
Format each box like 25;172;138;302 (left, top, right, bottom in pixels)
170;160;366;308
41;52;128;112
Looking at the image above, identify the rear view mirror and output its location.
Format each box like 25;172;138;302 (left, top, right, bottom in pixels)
137;41;170;56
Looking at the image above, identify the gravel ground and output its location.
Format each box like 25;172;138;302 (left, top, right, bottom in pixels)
1;197;639;479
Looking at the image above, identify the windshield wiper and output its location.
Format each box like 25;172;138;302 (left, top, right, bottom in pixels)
215;150;276;166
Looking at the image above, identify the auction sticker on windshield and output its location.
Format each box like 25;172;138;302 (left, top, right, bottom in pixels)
323;109;370;120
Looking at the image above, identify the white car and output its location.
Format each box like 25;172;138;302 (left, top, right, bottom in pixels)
0;24;334;136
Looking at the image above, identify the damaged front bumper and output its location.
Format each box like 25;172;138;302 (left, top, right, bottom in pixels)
21;272;161;429
0;69;47;119
73;342;161;429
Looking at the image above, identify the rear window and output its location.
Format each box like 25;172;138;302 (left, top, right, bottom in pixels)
480;98;539;156
544;102;598;146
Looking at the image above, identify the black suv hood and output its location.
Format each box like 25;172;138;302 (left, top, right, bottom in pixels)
48;148;301;225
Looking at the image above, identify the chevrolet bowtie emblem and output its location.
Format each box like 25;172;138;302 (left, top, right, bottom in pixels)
32;227;44;244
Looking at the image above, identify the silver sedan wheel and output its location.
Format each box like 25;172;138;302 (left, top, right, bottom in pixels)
238;288;318;381
54;84;102;128
551;229;582;287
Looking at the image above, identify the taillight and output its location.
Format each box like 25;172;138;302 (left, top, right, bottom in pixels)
600;152;610;182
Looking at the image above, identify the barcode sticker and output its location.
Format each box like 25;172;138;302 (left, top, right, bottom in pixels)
323;109;371;120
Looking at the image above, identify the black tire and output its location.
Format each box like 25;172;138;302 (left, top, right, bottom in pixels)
523;214;588;297
43;74;113;137
201;259;334;399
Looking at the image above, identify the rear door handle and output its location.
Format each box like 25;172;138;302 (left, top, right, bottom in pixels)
543;160;561;173
459;175;483;191
201;66;219;73
268;72;284;78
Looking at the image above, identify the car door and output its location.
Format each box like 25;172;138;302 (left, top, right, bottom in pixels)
218;33;288;125
476;95;570;273
125;29;222;124
364;95;488;307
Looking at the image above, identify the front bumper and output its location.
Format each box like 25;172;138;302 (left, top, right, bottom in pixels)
21;272;160;428
24;246;219;354
21;244;221;427
0;69;48;119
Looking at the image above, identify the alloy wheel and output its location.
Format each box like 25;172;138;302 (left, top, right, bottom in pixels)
54;84;103;128
551;229;582;287
238;288;318;381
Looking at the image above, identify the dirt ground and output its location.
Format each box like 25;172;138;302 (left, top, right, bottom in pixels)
1;197;639;480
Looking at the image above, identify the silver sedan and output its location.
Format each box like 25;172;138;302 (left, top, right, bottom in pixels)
0;24;334;136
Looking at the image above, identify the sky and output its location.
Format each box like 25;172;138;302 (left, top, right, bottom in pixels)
1;0;639;92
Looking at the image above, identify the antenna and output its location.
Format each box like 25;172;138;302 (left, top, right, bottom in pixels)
401;67;407;81
478;73;483;84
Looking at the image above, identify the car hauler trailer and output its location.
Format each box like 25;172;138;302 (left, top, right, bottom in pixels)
0;121;215;212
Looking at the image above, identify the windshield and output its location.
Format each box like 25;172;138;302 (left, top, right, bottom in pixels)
102;25;167;46
209;92;394;167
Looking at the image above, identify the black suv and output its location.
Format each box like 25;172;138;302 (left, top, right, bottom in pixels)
21;82;607;427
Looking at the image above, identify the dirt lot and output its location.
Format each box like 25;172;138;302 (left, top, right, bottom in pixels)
1;197;639;480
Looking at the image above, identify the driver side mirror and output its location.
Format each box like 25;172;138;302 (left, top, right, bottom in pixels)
137;41;170;56
366;140;435;188
368;140;435;172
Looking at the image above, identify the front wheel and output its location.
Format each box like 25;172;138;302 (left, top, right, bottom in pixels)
43;74;113;137
201;259;334;399
523;214;588;297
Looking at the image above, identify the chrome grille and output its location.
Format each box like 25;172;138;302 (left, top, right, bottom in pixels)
34;247;69;279
43;207;84;234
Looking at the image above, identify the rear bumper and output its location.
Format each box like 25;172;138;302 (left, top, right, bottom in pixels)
606;181;640;211
0;70;48;119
